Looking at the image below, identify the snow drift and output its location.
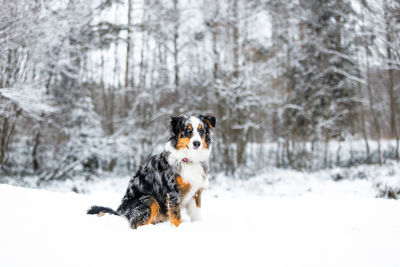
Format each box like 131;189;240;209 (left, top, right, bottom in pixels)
0;182;399;267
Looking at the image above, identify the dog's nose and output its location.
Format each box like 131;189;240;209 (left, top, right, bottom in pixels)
193;141;201;149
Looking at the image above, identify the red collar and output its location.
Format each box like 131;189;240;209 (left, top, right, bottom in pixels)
182;158;189;163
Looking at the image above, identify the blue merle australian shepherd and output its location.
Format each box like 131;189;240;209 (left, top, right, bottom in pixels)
87;115;216;229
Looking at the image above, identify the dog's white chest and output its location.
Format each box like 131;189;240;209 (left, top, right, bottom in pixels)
180;163;207;205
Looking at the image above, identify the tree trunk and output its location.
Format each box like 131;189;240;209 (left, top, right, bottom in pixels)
212;0;220;81
32;130;41;172
365;47;382;165
125;0;133;108
0;117;9;167
139;2;147;90
356;51;370;162
232;0;239;79
0;107;20;168
173;0;180;93
385;8;399;160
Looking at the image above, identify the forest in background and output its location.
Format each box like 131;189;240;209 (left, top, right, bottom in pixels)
0;0;399;182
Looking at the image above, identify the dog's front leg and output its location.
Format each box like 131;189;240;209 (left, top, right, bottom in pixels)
186;190;202;221
167;191;182;227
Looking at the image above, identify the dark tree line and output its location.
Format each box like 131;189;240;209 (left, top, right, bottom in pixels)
0;0;399;181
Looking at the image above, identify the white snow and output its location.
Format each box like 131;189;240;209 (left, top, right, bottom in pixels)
1;173;400;267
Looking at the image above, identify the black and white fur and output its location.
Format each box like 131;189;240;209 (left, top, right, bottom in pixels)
87;115;216;229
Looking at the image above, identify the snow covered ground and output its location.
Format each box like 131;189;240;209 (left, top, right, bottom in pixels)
1;165;400;267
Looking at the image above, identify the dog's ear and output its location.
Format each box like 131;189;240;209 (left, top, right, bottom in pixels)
199;115;216;128
170;116;183;135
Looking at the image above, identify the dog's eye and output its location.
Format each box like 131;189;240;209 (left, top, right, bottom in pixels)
198;128;205;135
183;129;192;136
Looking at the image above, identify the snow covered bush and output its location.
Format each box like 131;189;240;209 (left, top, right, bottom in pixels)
375;178;400;200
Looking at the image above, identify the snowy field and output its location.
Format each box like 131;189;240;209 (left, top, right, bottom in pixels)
1;164;400;267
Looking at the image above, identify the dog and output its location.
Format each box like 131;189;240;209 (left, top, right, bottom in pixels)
87;115;216;229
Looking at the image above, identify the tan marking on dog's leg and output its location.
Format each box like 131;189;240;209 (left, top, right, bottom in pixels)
143;201;160;225
166;192;182;227
194;190;202;208
168;206;182;227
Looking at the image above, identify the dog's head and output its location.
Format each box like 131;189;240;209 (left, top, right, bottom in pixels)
166;115;216;163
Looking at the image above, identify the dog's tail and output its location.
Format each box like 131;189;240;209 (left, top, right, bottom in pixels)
87;205;119;217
